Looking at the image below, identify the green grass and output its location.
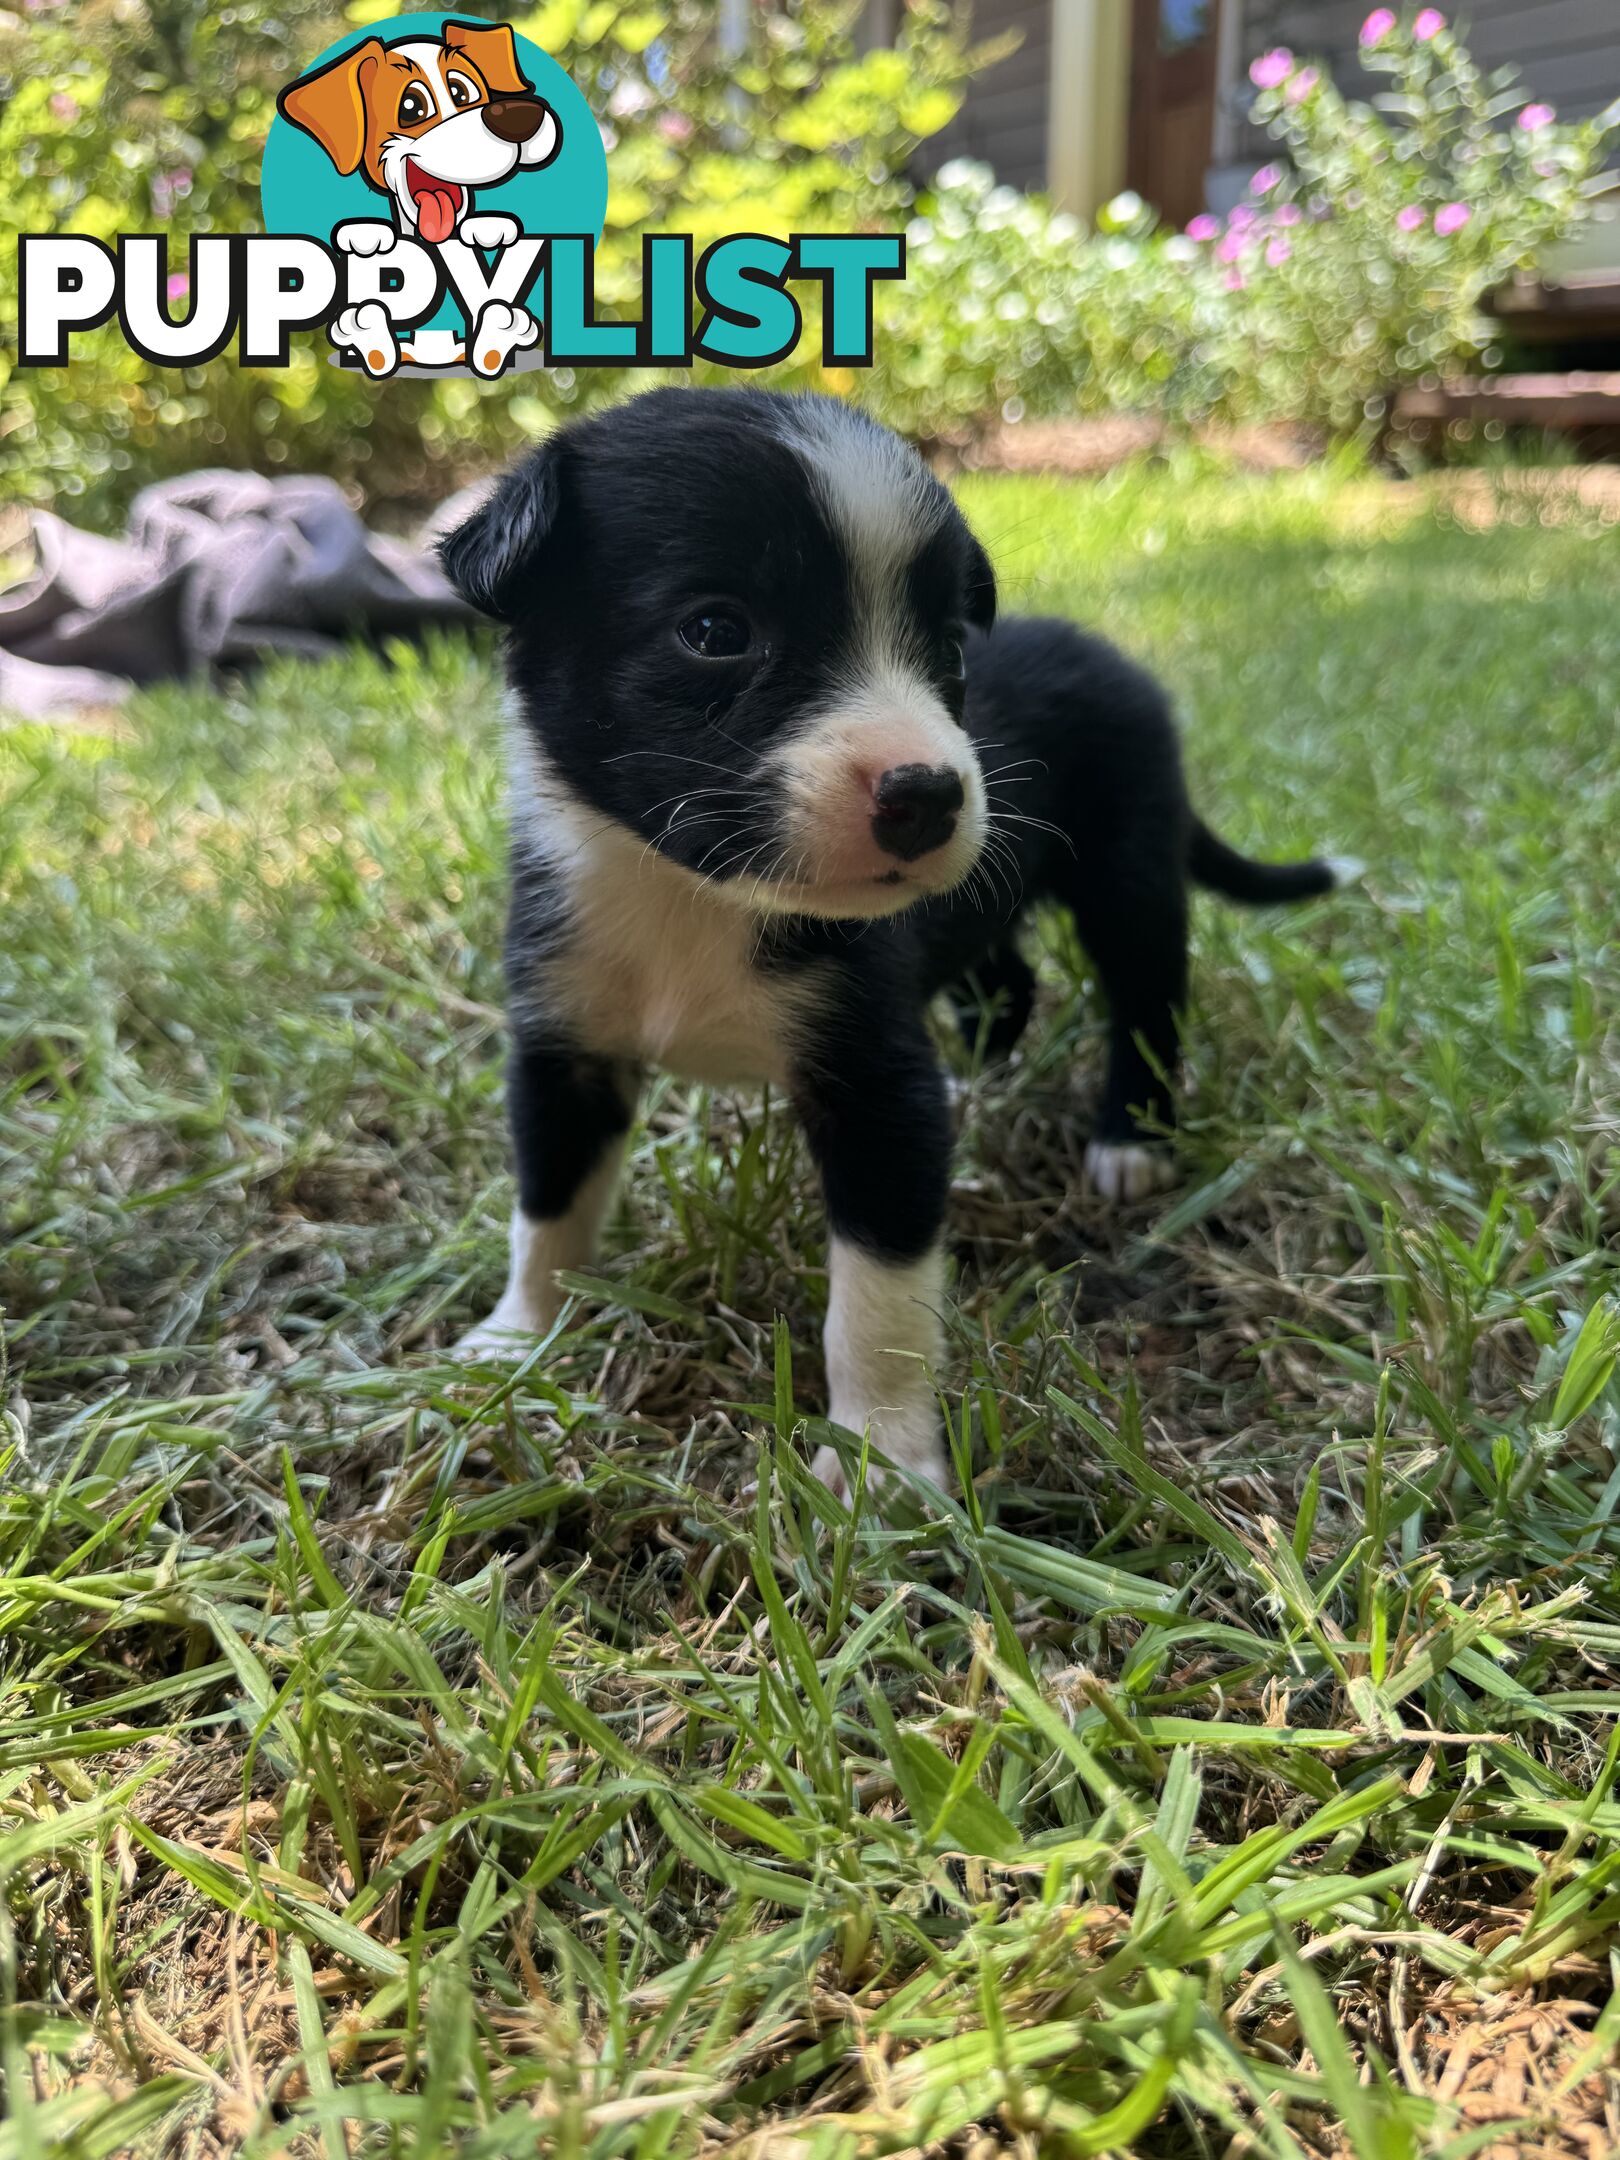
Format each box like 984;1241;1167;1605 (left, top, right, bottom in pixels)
3;460;1620;2157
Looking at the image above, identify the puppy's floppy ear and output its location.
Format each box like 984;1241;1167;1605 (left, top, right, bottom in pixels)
964;532;997;632
438;447;561;621
278;38;383;176
442;18;533;97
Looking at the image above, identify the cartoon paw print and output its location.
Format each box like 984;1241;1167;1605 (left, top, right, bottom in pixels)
331;301;398;378
332;220;399;258
460;213;523;250
470;300;539;379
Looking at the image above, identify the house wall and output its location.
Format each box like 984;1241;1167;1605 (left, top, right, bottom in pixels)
924;0;1053;192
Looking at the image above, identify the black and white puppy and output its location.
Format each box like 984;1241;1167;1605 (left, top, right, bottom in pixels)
439;387;1342;1494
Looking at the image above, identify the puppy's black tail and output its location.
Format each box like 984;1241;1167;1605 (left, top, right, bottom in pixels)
1188;817;1348;904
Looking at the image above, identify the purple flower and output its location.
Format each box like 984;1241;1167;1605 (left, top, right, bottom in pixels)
1434;201;1472;235
1186;213;1221;242
1251;164;1283;195
1519;103;1555;130
1266;236;1293;266
1228;204;1257;232
1360;8;1396;43
1396;204;1426;231
1249;48;1294;89
1217;232;1246;263
167;273;190;302
1285;65;1320;103
1274;203;1303;226
1413;8;1445;38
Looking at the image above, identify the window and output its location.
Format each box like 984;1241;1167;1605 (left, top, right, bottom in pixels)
1160;0;1212;52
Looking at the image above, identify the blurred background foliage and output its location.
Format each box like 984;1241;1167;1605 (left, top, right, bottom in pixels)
1;2;1615;526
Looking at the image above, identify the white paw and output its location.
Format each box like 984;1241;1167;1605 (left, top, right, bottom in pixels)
1085;1140;1175;1204
460;213;522;249
1324;854;1366;888
333;219;399;258
454;1304;545;1363
331;301;398;377
809;1442;853;1503
817;1407;949;1509
469;299;539;378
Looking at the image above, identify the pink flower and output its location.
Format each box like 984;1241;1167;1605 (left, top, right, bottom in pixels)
657;110;693;142
50;92;78;120
1274;202;1303;226
1227;204;1257;232
1434;201;1471;235
1519;103;1555;130
166;273;190;301
1396;204;1426;231
1266;236;1293;266
1224;268;1246;291
1360;8;1396;43
1249;48;1294;89
1217;232;1246;263
1285;66;1320;103
1413;8;1445;38
1251;164;1283;195
1186;213;1221;241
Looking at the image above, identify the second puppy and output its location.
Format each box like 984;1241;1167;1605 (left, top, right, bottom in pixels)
441;388;1343;1495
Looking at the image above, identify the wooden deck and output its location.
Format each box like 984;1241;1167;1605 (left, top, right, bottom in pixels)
1396;372;1620;427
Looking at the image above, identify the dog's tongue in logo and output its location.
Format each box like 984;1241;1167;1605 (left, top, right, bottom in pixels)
408;162;464;245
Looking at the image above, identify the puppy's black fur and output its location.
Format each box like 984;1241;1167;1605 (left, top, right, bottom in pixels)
440;387;1338;1488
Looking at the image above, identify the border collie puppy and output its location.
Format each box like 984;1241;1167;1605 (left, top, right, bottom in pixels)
439;387;1342;1496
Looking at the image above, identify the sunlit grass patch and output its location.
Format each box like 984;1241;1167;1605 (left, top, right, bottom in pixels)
3;462;1619;2156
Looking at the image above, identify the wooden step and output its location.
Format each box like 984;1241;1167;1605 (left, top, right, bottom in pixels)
1395;371;1620;426
1483;270;1620;342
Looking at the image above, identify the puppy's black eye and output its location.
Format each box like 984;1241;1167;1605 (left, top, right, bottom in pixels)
447;74;479;107
399;86;430;125
679;608;751;659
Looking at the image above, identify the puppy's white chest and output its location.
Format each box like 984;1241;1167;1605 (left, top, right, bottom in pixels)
543;858;799;1087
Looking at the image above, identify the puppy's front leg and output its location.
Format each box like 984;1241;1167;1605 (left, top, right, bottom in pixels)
457;1041;636;1358
796;1033;953;1499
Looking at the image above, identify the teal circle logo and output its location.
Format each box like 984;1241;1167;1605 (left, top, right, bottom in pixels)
261;12;607;375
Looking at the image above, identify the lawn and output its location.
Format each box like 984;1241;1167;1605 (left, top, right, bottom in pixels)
3;460;1619;2159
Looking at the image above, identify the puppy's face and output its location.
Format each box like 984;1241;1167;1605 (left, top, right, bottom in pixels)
442;390;995;920
278;23;560;244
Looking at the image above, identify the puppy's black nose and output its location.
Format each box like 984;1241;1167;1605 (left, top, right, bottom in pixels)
483;96;549;144
871;763;964;862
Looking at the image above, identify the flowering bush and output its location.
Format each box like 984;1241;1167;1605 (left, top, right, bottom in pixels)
867;11;1618;444
1223;9;1620;429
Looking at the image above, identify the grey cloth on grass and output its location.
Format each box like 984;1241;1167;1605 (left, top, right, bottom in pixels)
0;470;478;718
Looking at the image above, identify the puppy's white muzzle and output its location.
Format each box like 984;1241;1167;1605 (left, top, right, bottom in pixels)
763;670;987;918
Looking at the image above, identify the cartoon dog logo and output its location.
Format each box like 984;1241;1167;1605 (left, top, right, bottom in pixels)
277;18;560;375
